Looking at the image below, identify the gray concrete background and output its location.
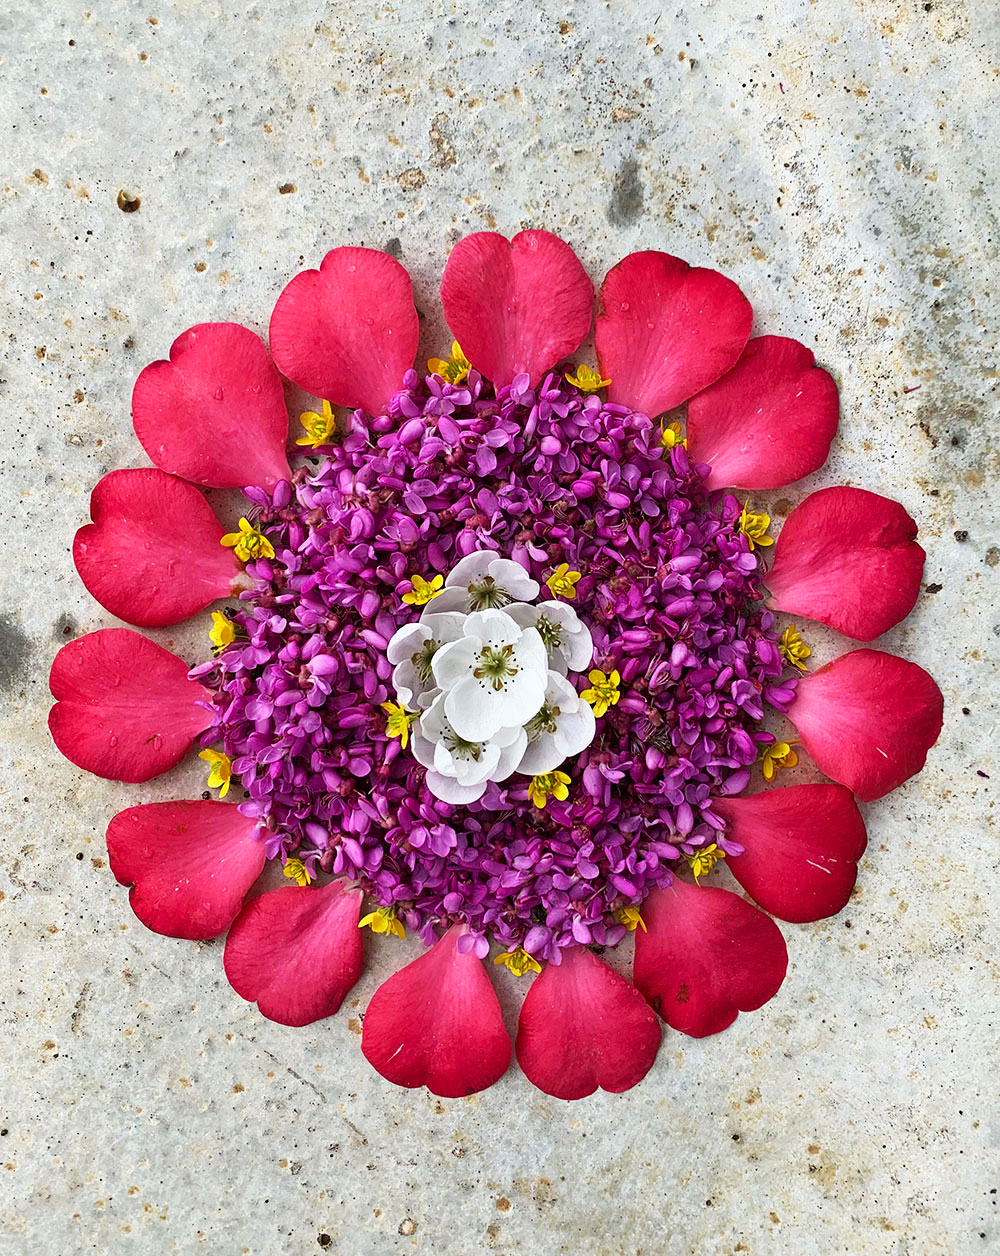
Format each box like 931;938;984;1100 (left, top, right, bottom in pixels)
2;1;998;1252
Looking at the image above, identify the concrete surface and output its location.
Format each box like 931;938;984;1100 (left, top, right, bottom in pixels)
1;1;998;1253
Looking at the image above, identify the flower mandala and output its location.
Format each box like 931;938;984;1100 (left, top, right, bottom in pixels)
50;231;943;1100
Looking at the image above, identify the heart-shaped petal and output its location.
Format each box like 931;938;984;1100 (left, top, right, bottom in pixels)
49;629;212;782
225;880;364;1025
133;322;291;489
107;801;264;940
441;230;594;389
633;879;788;1038
516;946;661;1099
361;926;512;1097
73;468;241;628
269;246;418;415
595;251;752;416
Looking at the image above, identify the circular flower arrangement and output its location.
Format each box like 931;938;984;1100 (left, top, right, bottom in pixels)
50;232;943;1100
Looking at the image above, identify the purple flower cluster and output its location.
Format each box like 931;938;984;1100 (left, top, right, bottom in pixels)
194;368;796;961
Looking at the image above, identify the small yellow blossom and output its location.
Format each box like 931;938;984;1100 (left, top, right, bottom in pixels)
209;611;236;651
221;517;275;563
581;668;622;719
545;563;582;600
760;740;799;782
660;421;687;450
616;905;647;933
779;624;811;672
428;341;472;385
527;770;571;809
199;748;233;799
296;399;337;449
738;500;774;551
402;573;444;606
493;947;542;976
565;363;611;394
381;701;417;749
686;843;726;881
283;857;312;887
358;905;406;939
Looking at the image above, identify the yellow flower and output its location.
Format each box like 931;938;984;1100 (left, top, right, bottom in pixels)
296;399;337;449
564;363;611;394
199;748;233;799
686;842;726;881
427;341;472;385
381;701;416;750
545;563;581;600
616;905;647;933
581;668;621;719
660;421;686;450
527;771;571;809
738;500;774;551
402;573;444;606
493;947;542;976
209;611;236;651
779;624;811;672
283;857;312;887
221;517;275;563
760;740;799;782
358;905;406;939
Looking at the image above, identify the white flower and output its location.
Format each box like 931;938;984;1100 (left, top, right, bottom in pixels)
430;608;547;742
423;550;539;616
506;600;594;675
516;670;597;775
386;612;466;710
412;694;527;804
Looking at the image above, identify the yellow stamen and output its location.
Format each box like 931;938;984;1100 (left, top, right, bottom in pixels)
581;668;622;719
779;624;811;672
545;563;582;600
686;843;726;881
660;421;687;450
760;740;799;782
402;573;444;606
380;701;416;750
209;611;236;651
616;905;647;933
427;341;472;385
527;771;571;809
738;500;774;551
493;947;542;976
283;857;312;887
199;748;233;799
296;399;337;449
358;905;406;939
220;517;275;563
564;363;611;394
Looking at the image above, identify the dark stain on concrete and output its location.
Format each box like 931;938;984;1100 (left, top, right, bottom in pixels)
607;157;644;227
53;613;78;641
0;615;32;691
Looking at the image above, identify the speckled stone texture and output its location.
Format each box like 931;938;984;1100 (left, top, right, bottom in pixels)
2;1;997;1252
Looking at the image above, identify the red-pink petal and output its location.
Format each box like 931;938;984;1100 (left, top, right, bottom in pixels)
106;801;264;940
361;927;512;1097
224;880;363;1026
73;469;240;628
440;230;594;389
269;247;418;415
132;322;291;489
633;879;788;1038
515;946;661;1100
787;649;943;802
687;336;839;490
48;629;212;782
595;251;752;416
717;785;867;923
766;487;925;640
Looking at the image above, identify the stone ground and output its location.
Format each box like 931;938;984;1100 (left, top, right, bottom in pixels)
2;1;998;1253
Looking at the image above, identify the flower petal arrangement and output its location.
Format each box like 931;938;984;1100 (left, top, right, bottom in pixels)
49;230;943;1100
